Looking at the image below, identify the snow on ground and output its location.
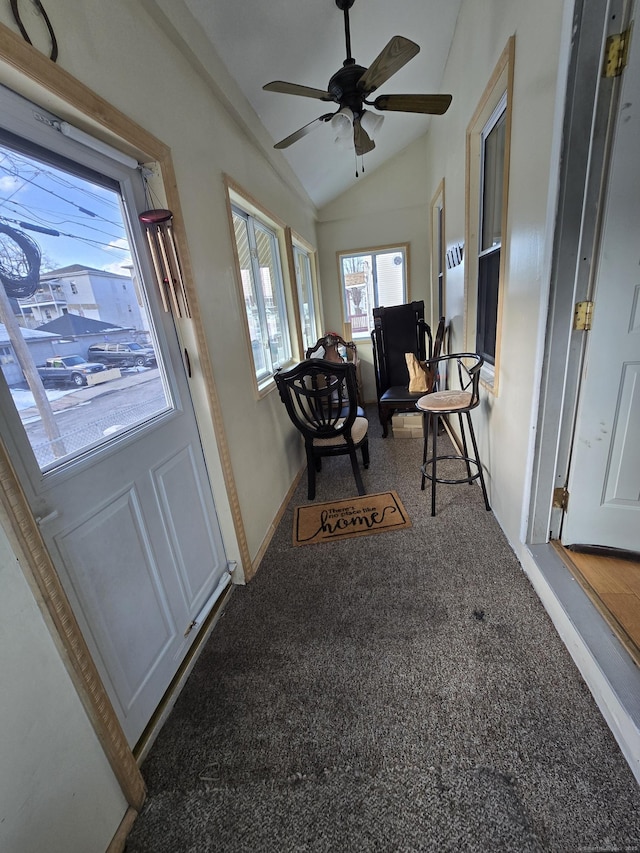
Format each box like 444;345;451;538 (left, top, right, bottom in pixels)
10;387;75;412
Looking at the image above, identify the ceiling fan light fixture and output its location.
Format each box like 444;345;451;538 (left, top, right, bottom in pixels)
330;106;354;138
360;109;384;139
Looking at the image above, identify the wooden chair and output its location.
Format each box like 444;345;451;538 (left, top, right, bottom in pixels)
306;332;363;407
275;359;369;500
371;300;433;436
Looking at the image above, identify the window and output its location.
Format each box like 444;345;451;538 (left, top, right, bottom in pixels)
465;37;514;392
230;204;291;386
292;242;318;352
477;96;506;364
338;244;408;338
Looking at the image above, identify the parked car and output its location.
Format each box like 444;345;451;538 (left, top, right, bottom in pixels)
36;355;109;387
87;342;156;368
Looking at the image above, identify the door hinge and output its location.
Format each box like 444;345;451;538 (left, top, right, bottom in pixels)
603;27;632;77
553;487;569;512
574;300;594;331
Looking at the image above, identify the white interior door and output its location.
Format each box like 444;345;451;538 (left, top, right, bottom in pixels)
0;87;229;745
562;22;640;552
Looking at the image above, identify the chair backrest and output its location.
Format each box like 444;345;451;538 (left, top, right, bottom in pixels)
432;316;446;361
306;333;358;366
430;352;484;409
274;359;360;442
371;301;432;391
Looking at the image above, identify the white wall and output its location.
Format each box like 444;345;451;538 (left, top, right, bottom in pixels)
0;521;128;853
317;0;571;554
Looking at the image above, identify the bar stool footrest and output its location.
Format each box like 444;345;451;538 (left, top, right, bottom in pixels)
421;454;482;485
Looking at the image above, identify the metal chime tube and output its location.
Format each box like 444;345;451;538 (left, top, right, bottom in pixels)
138;208;191;318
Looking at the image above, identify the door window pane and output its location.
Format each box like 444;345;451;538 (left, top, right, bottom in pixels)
0;140;171;471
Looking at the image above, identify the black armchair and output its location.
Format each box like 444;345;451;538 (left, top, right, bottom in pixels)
275;359;369;500
371;300;433;437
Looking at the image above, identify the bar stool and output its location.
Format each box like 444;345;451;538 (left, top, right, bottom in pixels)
416;353;491;516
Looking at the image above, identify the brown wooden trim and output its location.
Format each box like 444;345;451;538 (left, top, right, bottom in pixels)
106;807;139;853
429;178;446;327
285;227;305;358
464;36;516;396
0;443;146;810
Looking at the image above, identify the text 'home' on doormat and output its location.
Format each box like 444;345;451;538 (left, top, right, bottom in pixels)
293;490;412;546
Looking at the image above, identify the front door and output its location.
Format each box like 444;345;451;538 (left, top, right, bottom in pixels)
0;87;228;745
561;19;640;552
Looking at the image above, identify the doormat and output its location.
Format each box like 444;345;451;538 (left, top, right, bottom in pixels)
293;491;411;546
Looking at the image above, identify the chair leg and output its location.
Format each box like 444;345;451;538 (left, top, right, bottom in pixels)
379;404;389;438
361;438;370;469
466;413;491;511
348;443;365;495
457;412;473;483
306;446;317;500
431;413;438;516
421;411;430;491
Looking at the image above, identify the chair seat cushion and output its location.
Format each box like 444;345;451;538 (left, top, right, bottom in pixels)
416;390;472;412
379;386;424;404
313;416;368;447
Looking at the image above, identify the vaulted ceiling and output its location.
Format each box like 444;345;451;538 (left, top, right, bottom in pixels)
183;0;463;208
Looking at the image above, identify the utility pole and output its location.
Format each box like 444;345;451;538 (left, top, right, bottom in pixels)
0;283;66;459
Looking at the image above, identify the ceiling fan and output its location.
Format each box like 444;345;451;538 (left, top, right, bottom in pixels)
263;0;452;156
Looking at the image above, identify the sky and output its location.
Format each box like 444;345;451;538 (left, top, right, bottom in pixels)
0;141;133;277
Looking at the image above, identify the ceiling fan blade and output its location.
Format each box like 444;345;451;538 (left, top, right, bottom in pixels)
357;36;420;95
263;81;334;101
353;119;375;157
274;113;334;150
373;93;453;115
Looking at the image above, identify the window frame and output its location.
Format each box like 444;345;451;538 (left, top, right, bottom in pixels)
464;37;514;394
288;231;321;355
225;178;298;396
337;243;410;340
430;179;446;328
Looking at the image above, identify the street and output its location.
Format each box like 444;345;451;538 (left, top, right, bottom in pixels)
18;367;169;468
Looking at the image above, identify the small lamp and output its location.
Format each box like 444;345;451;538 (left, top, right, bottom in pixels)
360;110;384;138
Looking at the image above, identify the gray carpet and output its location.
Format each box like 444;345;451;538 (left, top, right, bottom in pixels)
126;411;640;852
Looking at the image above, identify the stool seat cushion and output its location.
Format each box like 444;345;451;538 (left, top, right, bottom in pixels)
313;416;369;447
417;390;473;412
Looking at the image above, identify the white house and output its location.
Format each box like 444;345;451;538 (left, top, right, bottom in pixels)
18;265;148;333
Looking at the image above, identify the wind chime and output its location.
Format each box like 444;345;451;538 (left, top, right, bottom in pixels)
138;209;191;319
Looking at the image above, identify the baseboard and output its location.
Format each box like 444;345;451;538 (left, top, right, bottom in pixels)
133;583;234;764
106;807;138;853
251;462;305;575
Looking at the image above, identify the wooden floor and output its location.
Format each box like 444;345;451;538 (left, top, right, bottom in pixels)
554;542;640;667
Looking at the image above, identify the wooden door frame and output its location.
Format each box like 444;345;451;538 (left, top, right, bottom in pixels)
0;22;249;809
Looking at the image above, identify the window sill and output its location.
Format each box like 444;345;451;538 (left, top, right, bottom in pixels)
480;361;496;394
